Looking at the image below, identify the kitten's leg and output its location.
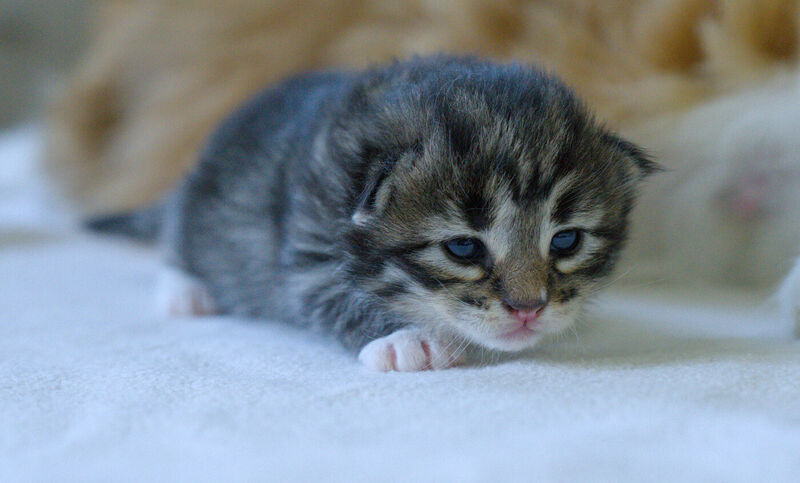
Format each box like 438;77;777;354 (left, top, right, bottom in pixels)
778;258;800;337
155;265;217;317
154;179;218;318
358;328;467;372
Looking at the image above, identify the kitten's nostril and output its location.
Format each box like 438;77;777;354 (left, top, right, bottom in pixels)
502;297;546;313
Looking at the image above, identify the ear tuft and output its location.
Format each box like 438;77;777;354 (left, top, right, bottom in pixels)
603;133;661;179
351;143;401;225
351;164;391;226
351;139;423;225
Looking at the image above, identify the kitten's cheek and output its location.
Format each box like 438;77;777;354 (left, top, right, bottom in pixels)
540;316;575;334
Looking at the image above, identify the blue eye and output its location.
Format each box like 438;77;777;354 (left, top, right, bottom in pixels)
550;230;581;255
444;238;485;261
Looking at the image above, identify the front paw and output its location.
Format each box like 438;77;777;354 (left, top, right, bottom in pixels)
155;266;217;317
358;329;467;372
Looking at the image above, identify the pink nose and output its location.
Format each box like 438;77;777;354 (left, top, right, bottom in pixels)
510;307;544;326
502;298;546;326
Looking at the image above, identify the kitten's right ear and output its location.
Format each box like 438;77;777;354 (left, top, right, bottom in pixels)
351;141;422;226
351;159;393;226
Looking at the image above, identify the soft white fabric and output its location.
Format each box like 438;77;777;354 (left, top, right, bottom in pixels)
2;128;799;482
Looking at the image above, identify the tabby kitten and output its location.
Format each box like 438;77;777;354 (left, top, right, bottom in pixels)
96;56;657;371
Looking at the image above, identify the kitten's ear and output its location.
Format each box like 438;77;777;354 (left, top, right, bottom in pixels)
351;160;394;226
351;140;423;225
603;133;661;180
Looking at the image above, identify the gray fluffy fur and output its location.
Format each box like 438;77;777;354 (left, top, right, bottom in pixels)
96;56;657;353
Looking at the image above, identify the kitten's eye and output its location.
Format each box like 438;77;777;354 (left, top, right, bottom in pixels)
550;229;581;256
443;237;485;262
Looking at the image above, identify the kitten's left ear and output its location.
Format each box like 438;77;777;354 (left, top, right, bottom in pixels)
603;133;661;180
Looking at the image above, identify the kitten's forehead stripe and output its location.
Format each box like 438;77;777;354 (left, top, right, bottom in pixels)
552;184;586;225
514;162;535;201
517;117;580;204
459;182;492;232
484;192;516;262
493;158;522;202
444;114;476;158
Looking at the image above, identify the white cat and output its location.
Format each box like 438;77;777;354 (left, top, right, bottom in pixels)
620;70;800;298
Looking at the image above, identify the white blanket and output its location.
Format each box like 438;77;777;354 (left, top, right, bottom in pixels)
2;128;799;482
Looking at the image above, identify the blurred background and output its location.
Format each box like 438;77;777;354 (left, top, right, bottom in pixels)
4;5;799;479
0;0;87;127
2;0;800;290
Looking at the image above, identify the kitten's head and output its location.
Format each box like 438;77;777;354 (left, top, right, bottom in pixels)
339;57;657;351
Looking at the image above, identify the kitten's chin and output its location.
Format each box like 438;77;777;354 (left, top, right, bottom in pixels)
465;314;577;352
462;324;545;352
479;331;545;352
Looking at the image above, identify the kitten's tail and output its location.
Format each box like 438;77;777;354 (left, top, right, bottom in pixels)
84;202;163;243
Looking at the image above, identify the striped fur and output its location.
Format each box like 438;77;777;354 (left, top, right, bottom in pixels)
162;56;656;358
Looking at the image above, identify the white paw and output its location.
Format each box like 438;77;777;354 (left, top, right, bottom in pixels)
358;329;466;372
778;258;800;337
155;266;217;317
